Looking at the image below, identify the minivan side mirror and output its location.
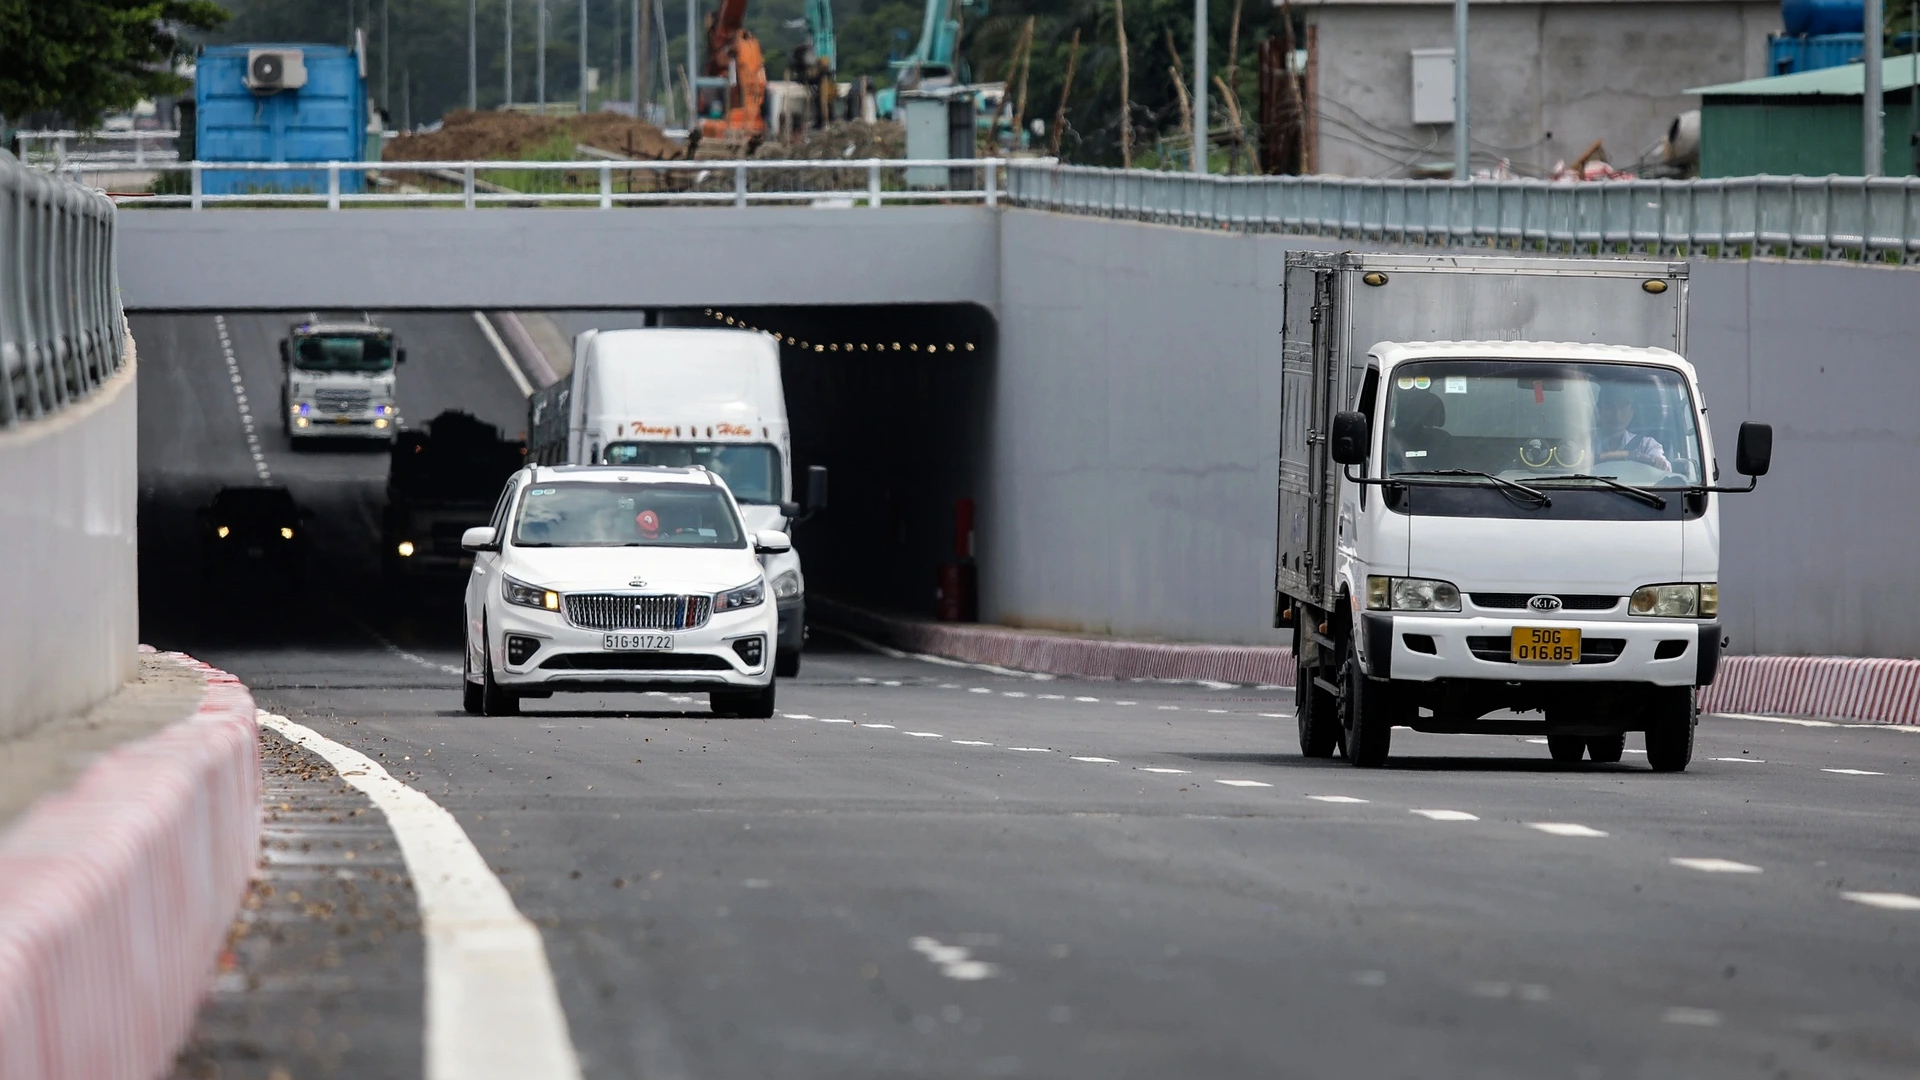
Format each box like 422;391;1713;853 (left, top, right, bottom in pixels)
460;526;499;551
754;530;793;554
1735;421;1772;477
1330;411;1371;466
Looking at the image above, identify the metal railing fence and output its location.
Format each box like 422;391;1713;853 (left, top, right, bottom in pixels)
1003;163;1920;262
14;129;180;169
49;157;1010;210
1;151;125;429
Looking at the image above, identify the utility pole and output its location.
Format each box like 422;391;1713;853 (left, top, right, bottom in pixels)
580;0;589;112
1865;0;1885;175
538;0;548;110
687;0;698;119
1453;0;1469;179
506;0;515;106
381;0;390;109
470;0;479;109
633;0;644;113
1193;0;1208;173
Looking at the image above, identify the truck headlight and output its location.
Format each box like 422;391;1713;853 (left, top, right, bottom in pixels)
502;574;560;611
1366;575;1461;612
771;569;802;601
714;579;766;612
1629;583;1717;618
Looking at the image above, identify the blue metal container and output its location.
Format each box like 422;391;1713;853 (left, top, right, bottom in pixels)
1767;32;1863;74
1782;0;1863;36
195;44;368;195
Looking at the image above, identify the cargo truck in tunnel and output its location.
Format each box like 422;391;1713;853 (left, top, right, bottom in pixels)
279;318;405;446
527;328;827;676
1276;252;1772;772
383;411;528;596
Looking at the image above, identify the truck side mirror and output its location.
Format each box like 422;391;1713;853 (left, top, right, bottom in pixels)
805;465;829;511
396;347;408;365
1330;411;1371;466
1735;422;1771;477
278;339;289;365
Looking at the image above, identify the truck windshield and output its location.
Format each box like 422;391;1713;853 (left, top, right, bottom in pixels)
1382;361;1704;487
601;443;780;504
512;482;745;548
293;334;394;372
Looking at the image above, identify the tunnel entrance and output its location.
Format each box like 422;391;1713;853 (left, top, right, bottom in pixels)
130;303;996;661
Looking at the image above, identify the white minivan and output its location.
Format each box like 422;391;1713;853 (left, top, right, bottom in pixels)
460;464;787;717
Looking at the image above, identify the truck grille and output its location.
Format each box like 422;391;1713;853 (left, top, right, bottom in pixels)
1471;593;1619;611
564;593;712;631
315;387;372;413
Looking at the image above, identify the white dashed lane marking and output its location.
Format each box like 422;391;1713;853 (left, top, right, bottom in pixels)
1007;747;1052;753
1841;892;1920;911
1716;712;1836;727
1136;767;1189;774
215;315;271;482
1306;795;1368;804
1711;757;1765;763
815;718;853;724
1410;809;1479;822
910;937;999;981
1071;757;1118;763
951;740;993;747
1215;780;1272;788
1527;823;1609;838
1662;1007;1723;1027
903;731;944;738
1670;858;1763;874
861;723;897;729
1822;768;1885;776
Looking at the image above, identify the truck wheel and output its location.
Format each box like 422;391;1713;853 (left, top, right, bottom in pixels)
1644;688;1695;772
1546;735;1587;762
1296;651;1339;758
1586;733;1626;763
712;683;776;719
461;646;484;715
775;649;800;678
480;623;520;716
1340;647;1396;768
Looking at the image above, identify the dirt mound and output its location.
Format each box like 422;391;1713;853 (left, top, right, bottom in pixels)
752;120;906;161
385;110;685;162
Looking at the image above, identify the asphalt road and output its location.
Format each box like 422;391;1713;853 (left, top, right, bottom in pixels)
137;312;1920;1080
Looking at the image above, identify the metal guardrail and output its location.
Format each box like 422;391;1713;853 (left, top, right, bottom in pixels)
1003;163;1920;262
49;157;1012;209
0;151;125;429
14;129;180;169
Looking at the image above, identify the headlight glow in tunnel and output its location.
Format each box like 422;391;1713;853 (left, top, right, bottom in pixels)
397;540;415;557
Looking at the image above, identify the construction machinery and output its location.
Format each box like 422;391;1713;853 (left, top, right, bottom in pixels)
698;0;768;145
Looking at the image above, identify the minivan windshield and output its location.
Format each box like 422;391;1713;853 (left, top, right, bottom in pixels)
293;333;394;373
1382;361;1703;487
601;442;780;504
512;482;745;548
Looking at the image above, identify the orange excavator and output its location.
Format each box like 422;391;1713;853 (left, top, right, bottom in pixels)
699;0;767;141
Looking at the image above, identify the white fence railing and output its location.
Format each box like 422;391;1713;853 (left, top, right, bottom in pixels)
1004;164;1920;262
1;151;124;429
47;157;1013;209
13;129;181;168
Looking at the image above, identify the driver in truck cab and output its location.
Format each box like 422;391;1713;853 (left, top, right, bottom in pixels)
1592;386;1671;472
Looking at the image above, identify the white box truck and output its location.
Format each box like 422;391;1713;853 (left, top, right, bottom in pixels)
528;328;826;676
1276;253;1772;772
279;319;404;445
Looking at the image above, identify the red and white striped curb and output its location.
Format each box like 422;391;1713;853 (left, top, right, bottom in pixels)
0;652;260;1080
817;599;1920;726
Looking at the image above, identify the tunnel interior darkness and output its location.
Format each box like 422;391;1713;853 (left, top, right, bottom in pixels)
130;303;996;658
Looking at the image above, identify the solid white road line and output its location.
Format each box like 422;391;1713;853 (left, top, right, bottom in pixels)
1840;891;1920;911
1070;757;1118;763
1410;809;1479;822
1215;780;1273;788
259;713;582;1080
1821;768;1885;776
1713;712;1837;727
1526;822;1609;838
1670;857;1763;874
1306;795;1369;804
472;312;536;397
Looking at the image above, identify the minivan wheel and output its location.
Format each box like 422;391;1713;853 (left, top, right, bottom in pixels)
1645;688;1696;772
461;644;484;715
480;623;520;716
775;649;801;678
712;682;776;719
1546;735;1587;762
1586;733;1627;763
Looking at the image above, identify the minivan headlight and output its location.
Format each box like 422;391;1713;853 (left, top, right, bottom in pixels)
1630;583;1717;618
771;569;802;601
502;574;560;611
1366;575;1461;612
714;579;766;612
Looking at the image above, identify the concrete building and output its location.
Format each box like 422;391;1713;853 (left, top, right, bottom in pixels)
1294;0;1779;178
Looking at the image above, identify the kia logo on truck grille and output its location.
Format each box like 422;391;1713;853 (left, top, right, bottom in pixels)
1527;595;1563;612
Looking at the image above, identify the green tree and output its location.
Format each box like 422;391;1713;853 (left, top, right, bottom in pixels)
0;0;228;127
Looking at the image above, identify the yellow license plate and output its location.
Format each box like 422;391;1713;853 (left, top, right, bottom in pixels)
1512;626;1581;663
334;416;351;424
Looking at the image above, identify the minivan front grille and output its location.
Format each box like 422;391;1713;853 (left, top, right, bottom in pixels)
564;593;712;631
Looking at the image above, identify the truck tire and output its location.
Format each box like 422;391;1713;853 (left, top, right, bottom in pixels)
1296;650;1339;758
1547;735;1587;762
1340;644;1396;768
1645;688;1695;772
1586;733;1626;763
480;623;519;716
712;683;776;719
461;646;484;715
775;649;801;678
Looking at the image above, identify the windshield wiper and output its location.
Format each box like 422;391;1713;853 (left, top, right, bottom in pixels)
1391;469;1552;507
1532;473;1668;509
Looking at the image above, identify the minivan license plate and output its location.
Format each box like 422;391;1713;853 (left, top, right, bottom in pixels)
1512;627;1580;663
603;633;674;651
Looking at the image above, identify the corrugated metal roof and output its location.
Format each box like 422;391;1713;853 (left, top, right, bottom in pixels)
1690;56;1920;96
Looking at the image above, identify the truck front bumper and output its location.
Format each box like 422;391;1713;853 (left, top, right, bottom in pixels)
1365;613;1720;688
292;414;395;440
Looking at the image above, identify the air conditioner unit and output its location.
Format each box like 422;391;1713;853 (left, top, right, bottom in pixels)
246;49;308;93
